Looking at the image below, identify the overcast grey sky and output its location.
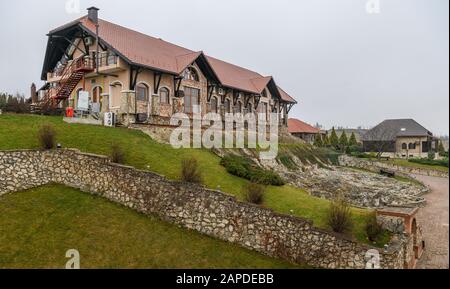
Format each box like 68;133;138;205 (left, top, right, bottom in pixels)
0;0;448;134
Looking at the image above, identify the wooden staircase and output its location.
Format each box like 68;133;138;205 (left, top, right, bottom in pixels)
32;56;95;113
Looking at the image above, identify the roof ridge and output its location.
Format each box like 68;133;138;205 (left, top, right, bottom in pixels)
205;55;265;78
97;17;196;54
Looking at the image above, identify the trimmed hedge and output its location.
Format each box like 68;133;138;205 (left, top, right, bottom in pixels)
220;155;285;186
408;158;449;168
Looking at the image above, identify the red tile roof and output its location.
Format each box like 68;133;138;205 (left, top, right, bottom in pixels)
288;119;320;134
75;16;296;102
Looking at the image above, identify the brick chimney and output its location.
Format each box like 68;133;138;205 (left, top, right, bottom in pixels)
87;7;99;24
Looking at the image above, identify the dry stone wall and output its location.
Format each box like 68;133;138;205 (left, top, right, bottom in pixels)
0;149;412;269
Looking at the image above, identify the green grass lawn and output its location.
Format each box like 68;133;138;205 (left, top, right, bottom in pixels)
0;114;377;245
384;158;449;173
0;185;302;269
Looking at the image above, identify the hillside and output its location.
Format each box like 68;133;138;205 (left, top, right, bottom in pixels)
0;114;375;245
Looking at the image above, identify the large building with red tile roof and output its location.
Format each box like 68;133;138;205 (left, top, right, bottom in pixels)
36;7;297;127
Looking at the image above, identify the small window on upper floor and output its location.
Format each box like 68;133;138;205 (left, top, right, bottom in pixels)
210;96;218;113
136;83;149;102
160;87;170;104
224;98;231;113
183;67;199;82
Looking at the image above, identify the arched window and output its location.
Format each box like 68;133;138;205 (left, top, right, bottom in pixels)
160;87;170;104
237;101;242;113
408;143;416;150
210;96;218;113
136;83;149;102
183;67;199;82
224;98;231;113
92;86;102;103
402;143;407;150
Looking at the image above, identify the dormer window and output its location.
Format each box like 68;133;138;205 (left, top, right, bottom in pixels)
183;67;199;82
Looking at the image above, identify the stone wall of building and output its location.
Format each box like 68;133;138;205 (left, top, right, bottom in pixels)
339;155;448;178
0;149;414;269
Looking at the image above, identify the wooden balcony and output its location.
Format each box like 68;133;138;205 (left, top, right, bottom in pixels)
47;53;126;83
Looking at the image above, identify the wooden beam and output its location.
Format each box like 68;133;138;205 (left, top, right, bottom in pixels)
207;81;215;102
254;94;261;109
287;103;294;114
174;76;183;97
154;73;162;94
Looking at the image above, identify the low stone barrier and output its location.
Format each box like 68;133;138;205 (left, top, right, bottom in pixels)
0;149;413;269
339;155;448;178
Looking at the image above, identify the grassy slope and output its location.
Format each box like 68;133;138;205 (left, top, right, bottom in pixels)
0;185;301;269
0;114;373;244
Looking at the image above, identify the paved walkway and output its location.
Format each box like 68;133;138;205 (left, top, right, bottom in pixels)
414;175;449;269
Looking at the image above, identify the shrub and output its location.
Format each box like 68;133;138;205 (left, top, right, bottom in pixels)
38;124;56;150
347;145;363;154
244;183;265;204
428;150;436;161
408;157;449;168
365;213;384;242
326;197;353;234
220;154;285;186
181;157;202;184
110;143;125;164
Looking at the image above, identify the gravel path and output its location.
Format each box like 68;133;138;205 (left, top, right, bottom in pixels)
414;175;449;269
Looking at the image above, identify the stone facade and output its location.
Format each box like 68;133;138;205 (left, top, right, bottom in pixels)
0;149;416;269
338;155;448;178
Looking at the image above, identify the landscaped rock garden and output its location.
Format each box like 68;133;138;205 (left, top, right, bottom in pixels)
281;166;428;208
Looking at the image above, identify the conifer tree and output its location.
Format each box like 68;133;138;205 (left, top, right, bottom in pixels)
330;127;339;148
349;132;358;146
322;134;330;147
339;132;349;149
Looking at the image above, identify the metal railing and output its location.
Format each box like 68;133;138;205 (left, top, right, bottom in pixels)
96;52;118;67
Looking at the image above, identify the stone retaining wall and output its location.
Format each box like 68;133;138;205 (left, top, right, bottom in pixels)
339;155;448;178
0;149;413;269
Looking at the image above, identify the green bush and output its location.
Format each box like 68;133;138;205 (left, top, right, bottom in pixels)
244;183;265;204
351;152;376;159
408;158;449;168
347;145;363;154
365;213;384;242
327;198;353;234
221;155;285;186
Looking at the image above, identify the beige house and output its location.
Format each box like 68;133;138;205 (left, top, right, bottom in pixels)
36;7;297;128
362;119;438;159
